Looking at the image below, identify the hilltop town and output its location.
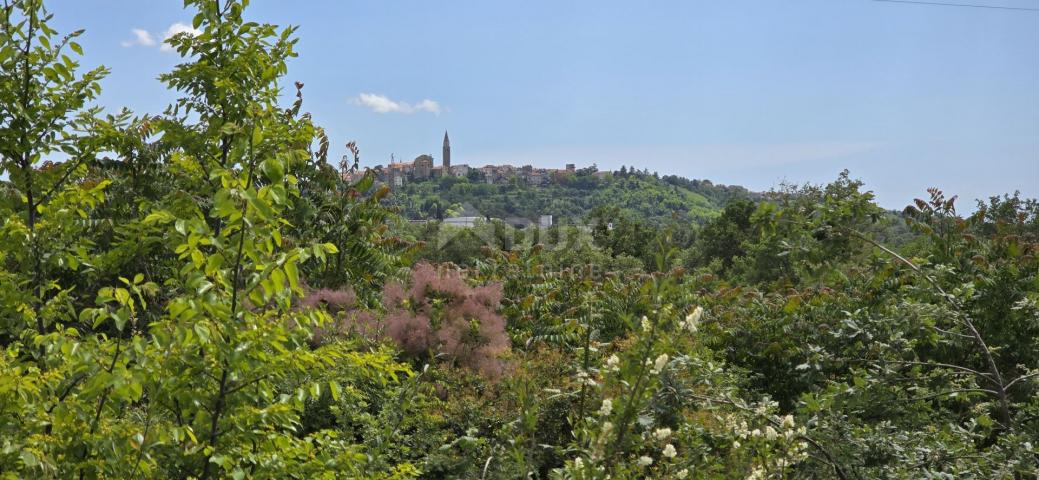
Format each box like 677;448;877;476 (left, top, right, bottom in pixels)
345;131;603;188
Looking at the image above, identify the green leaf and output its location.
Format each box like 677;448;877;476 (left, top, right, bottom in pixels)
270;268;286;294
246;193;276;220
144;211;174;224
977;414;993;428
284;260;299;291
128;381;143;401
112;310;128;331
20;451;39;468
262;158;285;182
69;41;83;55
194;323;211;344
210;454;231;469
191;249;205;268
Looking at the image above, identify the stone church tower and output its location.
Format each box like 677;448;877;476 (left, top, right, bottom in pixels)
442;131;451;170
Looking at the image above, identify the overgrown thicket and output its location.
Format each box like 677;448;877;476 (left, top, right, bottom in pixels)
1;1;1037;479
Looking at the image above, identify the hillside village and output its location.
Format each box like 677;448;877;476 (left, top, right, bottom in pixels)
344;131;604;188
340;131;758;227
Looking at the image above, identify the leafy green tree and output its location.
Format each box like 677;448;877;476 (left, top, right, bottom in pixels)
0;1;411;477
295;157;413;306
0;0;108;342
686;198;756;272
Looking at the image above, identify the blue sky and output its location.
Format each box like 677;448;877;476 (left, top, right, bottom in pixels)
51;0;1039;209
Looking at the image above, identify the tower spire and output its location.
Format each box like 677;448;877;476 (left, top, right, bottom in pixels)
442;130;451;171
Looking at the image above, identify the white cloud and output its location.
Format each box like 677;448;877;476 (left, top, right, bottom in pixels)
160;22;202;52
412;99;442;114
121;22;200;51
121;28;156;48
352;93;441;115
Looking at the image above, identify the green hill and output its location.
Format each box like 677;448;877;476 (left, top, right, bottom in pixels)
387;167;756;224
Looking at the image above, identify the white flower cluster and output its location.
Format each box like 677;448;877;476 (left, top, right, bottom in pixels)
680;306;703;333
641;315;652;332
598;399;613;416
651;353;669;375
575;369;597;387
604;354;620;372
722;411;811;478
722;412;809;461
567;455;607;479
629;427;683;473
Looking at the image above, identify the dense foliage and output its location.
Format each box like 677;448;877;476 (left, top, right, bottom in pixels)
1;1;1037;478
388;167;754;225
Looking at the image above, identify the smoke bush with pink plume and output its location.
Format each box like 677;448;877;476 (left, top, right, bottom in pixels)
302;263;509;379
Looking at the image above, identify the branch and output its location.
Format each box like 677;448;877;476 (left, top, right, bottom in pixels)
37;149;93;206
1005;372;1039;390
844;228;1014;428
883;360;997;385
873;388;999;406
932;325;973;340
45;372;88;413
224;374;268;396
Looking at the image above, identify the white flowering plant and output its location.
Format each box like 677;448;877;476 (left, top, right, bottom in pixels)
543;272;821;479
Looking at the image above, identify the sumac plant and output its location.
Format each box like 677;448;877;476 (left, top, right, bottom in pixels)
310;263;510;380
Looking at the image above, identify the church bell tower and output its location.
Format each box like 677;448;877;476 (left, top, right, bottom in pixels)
442;131;451;171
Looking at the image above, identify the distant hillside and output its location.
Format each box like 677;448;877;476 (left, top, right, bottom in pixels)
386;168;757;224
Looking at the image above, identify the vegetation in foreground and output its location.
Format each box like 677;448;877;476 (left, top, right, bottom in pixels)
1;1;1038;478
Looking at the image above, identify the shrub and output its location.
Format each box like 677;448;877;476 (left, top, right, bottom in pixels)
307;263;510;379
